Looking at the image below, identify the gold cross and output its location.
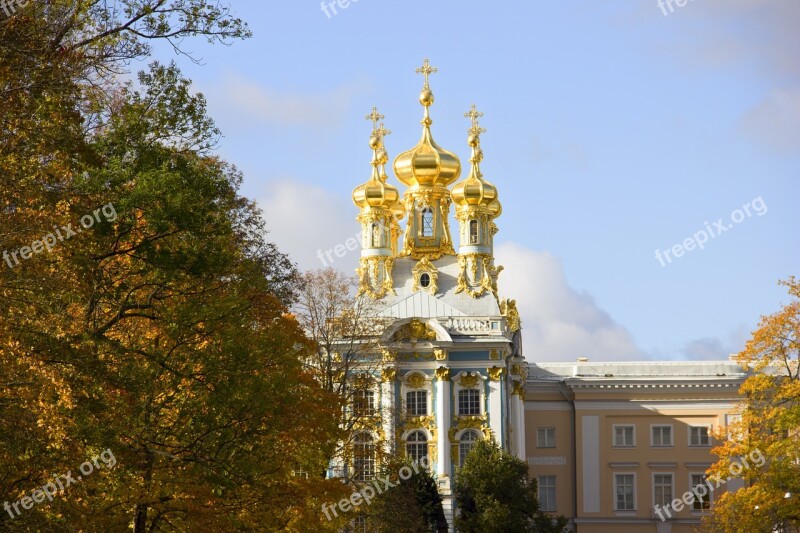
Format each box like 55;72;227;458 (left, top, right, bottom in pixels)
365;106;384;131
376;122;391;139
465;104;486;135
415;58;438;88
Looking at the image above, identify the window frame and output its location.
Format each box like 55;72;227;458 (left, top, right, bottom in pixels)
650;424;674;447
688;425;711;447
406;430;429;464
612;424;636;447
352;389;376;417
536;427;556;449
652;473;674;508
469;219;479;244
459;429;481;467
420;207;434;237
537;475;557;512
458;388;481;416
353;433;375;482
690;473;712;511
614;473;637;511
406;389;427;417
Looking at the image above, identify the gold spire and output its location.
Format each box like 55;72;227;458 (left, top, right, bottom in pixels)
452;104;498;210
352;108;400;210
393;59;461;189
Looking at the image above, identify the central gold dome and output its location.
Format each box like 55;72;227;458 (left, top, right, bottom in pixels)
393;88;461;189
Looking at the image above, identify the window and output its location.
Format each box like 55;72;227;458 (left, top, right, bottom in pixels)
690;474;711;510
538;475;557;512
537;427;556;448
370;223;381;247
651;425;673;447
614;474;636;511
689;426;711;447
421;207;434;237
406;390;427;416
653;474;673;507
459;430;480;467
458;389;480;416
353;433;375;481
353;390;375;417
406;431;428;463
613;425;635;447
349;514;368;533
419;272;431;288
469;219;479;244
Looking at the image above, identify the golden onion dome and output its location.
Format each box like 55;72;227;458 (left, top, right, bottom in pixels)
393;67;461;189
352;122;400;210
452;105;499;210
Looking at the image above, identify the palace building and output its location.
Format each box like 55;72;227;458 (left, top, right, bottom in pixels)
337;59;746;532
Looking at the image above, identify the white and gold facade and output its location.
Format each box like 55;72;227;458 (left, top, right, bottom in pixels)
344;59;526;529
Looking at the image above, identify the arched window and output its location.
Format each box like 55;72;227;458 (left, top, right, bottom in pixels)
469;219;479;244
459;430;481;467
353;389;375;417
353;433;375;481
406;431;428;463
458;389;481;416
421;208;434;237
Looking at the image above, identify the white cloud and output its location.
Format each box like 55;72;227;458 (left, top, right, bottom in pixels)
739;89;800;153
495;242;643;362
257;179;360;273
204;72;365;129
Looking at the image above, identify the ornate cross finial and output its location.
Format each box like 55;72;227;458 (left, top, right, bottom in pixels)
365;106;384;131
376;122;391;139
465;104;486;135
415;58;438;88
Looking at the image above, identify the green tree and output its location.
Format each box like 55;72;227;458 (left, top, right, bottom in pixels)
455;440;567;533
703;277;800;533
364;457;448;532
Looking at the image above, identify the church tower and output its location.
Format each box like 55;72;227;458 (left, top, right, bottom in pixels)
344;59;526;530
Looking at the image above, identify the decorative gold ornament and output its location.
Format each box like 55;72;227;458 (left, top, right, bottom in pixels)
487;366;505;381
489;349;500;361
500;298;521;332
434;348;447;361
510;363;521;375
460;373;479;388
394;318;437;342
405;373;427;389
411;257;439;294
404;415;436;431
382;367;397;382
511;380;526;400
382;349;396;363
434;367;451;381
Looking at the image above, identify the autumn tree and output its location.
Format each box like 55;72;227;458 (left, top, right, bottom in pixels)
294;268;391;480
703;277;800;533
455;439;568;533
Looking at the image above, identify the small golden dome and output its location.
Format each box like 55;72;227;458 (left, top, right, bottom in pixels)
452;105;499;211
353;118;401;211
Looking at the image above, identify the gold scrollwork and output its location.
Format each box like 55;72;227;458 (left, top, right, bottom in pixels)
489;349;500;360
394;318;437;342
434;367;450;381
382;367;397;382
459;373;479;388
434;348;447;361
487;366;505;381
405;373;426;389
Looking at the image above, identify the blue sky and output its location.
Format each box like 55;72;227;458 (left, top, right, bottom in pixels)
145;0;798;362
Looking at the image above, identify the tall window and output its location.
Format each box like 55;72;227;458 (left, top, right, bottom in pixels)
353;390;375;417
537;475;557;512
537;427;556;448
421;208;434;237
459;430;480;467
458;389;480;416
653;474;673;507
651;425;673;447
469;219;479;244
689;426;711;447
370;223;380;247
406;431;428;463
691;474;711;510
349;514;368;533
353;433;375;481
406;390;427;416
613;425;635;447
614;474;636;511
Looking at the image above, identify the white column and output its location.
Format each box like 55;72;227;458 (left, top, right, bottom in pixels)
487;370;504;445
513;389;526;461
381;370;395;454
435;369;451;475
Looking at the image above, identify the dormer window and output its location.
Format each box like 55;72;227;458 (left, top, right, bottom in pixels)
419;273;431;288
421;207;434;237
469;219;479;244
